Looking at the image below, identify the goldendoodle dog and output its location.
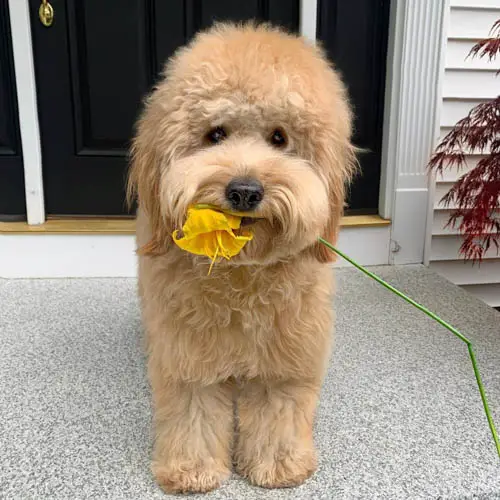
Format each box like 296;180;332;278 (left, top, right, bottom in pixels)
127;22;355;494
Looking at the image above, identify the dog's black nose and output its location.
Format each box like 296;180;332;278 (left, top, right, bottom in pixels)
225;178;264;211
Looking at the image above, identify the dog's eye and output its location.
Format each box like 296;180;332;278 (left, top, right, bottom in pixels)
269;128;287;148
205;126;227;145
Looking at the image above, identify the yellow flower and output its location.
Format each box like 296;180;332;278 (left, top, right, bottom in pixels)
172;207;254;272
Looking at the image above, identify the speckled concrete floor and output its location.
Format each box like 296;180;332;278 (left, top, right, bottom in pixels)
1;266;499;499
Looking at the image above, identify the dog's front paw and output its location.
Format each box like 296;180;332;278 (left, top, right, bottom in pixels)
152;459;230;493
237;447;317;488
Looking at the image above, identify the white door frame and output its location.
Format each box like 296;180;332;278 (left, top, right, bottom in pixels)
300;0;318;42
380;0;449;264
8;0;45;225
2;0;448;277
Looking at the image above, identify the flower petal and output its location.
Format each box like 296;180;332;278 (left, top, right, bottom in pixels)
172;207;254;259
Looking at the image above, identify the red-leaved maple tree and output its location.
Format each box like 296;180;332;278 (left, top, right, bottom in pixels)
428;20;500;261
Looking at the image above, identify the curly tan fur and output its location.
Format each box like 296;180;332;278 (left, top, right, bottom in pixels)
128;23;355;493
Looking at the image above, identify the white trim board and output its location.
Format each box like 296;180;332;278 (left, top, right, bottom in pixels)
0;235;137;279
382;0;449;265
0;226;390;278
8;0;45;225
300;0;318;42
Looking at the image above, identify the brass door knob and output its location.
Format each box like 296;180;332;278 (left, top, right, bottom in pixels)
39;0;54;27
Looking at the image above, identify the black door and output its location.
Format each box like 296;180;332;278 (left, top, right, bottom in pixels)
28;0;299;216
318;0;390;214
29;0;389;217
0;0;25;220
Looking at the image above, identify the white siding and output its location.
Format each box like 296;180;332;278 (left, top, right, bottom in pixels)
429;0;500;307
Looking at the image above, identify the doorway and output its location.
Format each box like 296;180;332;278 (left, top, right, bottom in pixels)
28;0;389;217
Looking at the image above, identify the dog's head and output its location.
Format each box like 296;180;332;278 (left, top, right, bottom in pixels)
128;23;356;265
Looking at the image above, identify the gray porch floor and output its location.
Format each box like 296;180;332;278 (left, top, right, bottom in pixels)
1;266;499;499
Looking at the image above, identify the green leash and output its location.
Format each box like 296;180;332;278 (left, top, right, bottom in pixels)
319;237;500;459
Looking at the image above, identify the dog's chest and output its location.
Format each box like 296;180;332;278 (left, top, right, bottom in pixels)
196;271;289;335
160;264;332;382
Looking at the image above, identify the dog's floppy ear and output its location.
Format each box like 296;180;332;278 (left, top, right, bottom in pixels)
306;58;357;263
311;139;356;263
127;102;172;256
313;108;357;263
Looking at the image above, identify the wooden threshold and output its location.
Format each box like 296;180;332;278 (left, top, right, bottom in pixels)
0;214;390;234
0;218;136;234
340;214;390;228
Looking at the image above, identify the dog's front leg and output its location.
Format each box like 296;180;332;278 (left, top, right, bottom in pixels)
235;378;320;488
150;376;233;493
